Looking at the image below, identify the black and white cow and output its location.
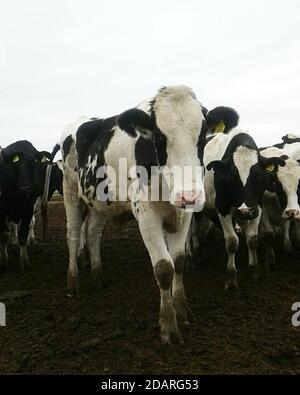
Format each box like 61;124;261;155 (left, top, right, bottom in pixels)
57;85;235;344
0;141;51;268
259;145;300;267
203;130;286;289
187;106;240;264
7;159;63;246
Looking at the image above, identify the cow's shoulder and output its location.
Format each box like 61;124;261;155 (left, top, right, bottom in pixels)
76;116;117;168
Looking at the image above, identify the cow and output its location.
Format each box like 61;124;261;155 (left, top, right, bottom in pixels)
203;130;286;289
258;146;300;268
272;138;300;253
7;159;63;246
56;85;238;344
0;140;51;269
272;133;300;149
186;107;240;265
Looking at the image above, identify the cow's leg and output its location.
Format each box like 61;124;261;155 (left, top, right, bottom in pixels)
260;207;276;270
28;216;37;245
293;220;300;249
18;217;32;268
8;222;18;245
244;208;261;280
86;208;107;283
185;220;194;267
0;232;9;269
78;211;89;267
167;212;193;325
283;220;293;252
219;213;239;290
138;206;181;345
64;186;82;296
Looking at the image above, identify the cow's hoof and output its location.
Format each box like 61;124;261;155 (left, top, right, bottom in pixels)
224;278;239;291
67;271;79;296
88;269;104;292
160;328;184;346
172;289;195;326
159;305;183;345
261;262;270;273
20;259;30;270
174;303;190;327
283;241;293;254
224;270;238;291
249;265;259;280
265;259;277;271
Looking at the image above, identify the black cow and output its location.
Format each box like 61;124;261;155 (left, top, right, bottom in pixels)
0;140;51;269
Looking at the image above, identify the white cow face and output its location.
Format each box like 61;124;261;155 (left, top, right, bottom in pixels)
153;86;205;211
276;158;300;219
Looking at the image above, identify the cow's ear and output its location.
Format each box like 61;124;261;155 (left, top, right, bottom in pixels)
207;159;230;172
117;108;154;139
280;155;289;161
259;156;286;173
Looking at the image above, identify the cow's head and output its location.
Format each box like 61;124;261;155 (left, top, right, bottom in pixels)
205;106;239;134
0;140;51;198
207;146;286;220
118;85;206;211
49;161;64;197
271;155;300;219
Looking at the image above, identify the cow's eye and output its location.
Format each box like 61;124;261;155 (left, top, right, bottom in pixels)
12;155;20;163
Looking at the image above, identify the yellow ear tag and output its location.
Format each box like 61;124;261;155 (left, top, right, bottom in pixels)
12;155;20;163
214;120;225;133
266;164;275;173
41;156;48;163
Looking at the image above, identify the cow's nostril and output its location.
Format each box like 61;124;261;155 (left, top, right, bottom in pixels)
238;208;251;215
285;209;300;218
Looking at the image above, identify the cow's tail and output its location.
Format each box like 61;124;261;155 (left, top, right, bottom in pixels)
41;143;61;241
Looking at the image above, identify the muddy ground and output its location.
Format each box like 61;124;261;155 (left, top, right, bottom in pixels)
0;197;300;374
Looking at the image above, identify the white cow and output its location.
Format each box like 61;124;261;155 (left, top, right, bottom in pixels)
259;146;300;267
58;86;213;344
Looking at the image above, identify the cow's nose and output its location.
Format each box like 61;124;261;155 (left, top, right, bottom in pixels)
182;192;197;204
236;206;257;219
238;208;252;216
175;192;198;208
283;209;300;219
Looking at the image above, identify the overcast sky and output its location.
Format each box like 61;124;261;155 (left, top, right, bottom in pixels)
1;0;300;150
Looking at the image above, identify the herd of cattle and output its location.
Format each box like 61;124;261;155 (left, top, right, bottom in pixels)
1;85;300;344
